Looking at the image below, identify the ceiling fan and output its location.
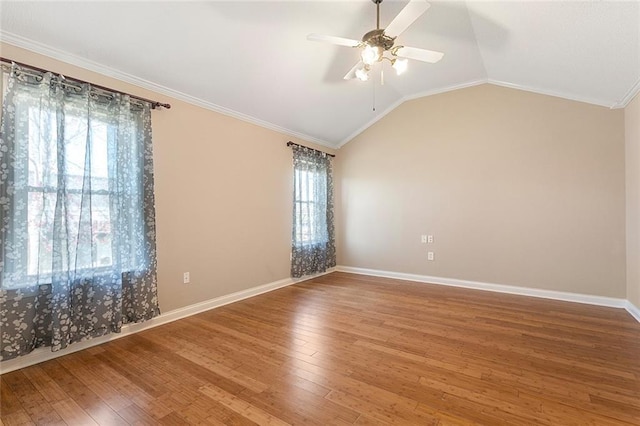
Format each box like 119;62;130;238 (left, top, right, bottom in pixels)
308;0;444;81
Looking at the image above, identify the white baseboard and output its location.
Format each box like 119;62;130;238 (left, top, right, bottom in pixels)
2;265;635;374
337;265;640;324
336;266;631;310
0;268;334;374
625;300;640;323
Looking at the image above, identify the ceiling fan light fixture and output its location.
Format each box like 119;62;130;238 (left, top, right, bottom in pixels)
355;67;370;81
308;0;444;85
361;44;382;65
392;58;408;75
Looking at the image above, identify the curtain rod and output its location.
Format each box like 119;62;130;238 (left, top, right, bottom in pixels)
0;57;171;110
287;141;335;157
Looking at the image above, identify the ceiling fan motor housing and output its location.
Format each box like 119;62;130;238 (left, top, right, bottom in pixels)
362;29;395;51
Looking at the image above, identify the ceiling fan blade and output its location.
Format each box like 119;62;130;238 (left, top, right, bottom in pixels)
395;46;444;63
384;0;430;38
344;61;364;80
307;33;360;47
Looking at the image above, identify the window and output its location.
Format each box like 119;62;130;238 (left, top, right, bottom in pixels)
18;110;141;282
1;70;150;290
294;165;328;246
290;145;335;277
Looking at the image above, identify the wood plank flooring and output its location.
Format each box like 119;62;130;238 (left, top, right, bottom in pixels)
2;272;640;425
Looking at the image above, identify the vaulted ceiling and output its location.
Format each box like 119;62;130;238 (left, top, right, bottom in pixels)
1;1;638;148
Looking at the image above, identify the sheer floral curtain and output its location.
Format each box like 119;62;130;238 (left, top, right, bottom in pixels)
291;145;336;277
0;66;160;361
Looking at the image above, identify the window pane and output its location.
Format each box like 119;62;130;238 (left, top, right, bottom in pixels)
90;120;109;191
27;106;58;189
294;165;327;246
24;110;117;278
91;193;113;268
64;115;88;191
27;190;55;276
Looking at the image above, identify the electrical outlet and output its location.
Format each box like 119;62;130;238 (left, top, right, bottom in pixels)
421;235;427;244
427;251;434;261
427;235;434;244
183;272;190;284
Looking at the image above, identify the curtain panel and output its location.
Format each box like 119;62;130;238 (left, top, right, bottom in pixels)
291;145;336;278
0;67;160;361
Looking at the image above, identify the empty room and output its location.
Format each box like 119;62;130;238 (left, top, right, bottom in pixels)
1;0;639;424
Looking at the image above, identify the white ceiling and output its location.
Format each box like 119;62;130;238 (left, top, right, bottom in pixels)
0;1;638;148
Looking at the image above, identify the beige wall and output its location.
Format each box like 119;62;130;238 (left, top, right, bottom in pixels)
626;93;640;307
337;84;626;297
0;43;335;312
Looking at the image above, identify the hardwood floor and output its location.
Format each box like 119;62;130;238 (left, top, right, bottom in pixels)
2;272;639;425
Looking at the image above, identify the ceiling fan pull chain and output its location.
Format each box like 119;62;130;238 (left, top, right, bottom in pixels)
371;75;376;112
372;68;376;111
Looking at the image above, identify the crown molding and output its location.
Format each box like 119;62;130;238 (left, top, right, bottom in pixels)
402;79;488;103
0;31;334;149
337;79;487;148
337;97;406;149
337;77;633;148
487;79;618;109
612;76;640;109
